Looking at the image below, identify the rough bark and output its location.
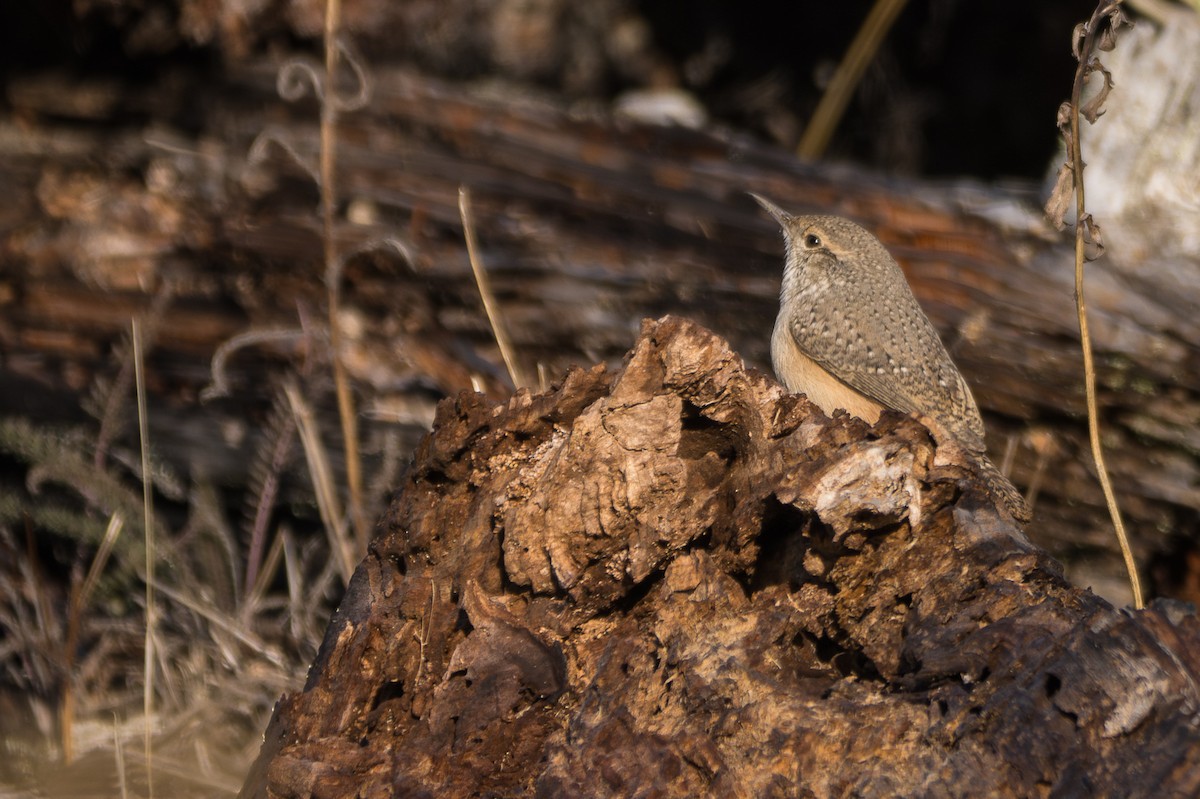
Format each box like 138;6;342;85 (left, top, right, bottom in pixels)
240;317;1200;799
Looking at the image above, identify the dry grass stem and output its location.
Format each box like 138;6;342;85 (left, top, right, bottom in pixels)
83;513;125;608
797;0;910;159
245;528;287;616
133;318;156;794
94;285;174;469
319;0;370;553
284;381;356;583
151;581;282;667
114;714;129;799
284;528;304;641
62;512;125;762
459;186;530;390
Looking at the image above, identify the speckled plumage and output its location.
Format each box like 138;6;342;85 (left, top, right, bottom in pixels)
754;194;1029;522
754;195;984;450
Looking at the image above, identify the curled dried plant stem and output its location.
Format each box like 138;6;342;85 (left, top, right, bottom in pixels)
459;186;529;390
200;327;309;401
277;37;370;111
331;36;372;112
1067;1;1143;608
247;128;321;186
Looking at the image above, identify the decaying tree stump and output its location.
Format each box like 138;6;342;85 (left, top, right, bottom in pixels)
240;317;1200;799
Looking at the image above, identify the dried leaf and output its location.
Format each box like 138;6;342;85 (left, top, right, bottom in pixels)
1097;5;1132;52
1081;214;1106;261
1056;101;1073;133
1080;59;1114;124
1045;163;1075;229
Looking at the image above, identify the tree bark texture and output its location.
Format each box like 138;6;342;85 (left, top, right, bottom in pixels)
240;317;1200;799
2;63;1197;597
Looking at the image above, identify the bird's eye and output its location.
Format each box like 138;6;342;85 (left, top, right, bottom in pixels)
803;233;822;248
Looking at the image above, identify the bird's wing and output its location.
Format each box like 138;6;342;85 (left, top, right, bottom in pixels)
789;304;986;451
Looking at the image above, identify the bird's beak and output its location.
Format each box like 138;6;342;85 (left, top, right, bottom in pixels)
748;192;792;227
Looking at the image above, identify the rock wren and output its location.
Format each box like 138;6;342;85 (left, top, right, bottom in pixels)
753;194;1030;522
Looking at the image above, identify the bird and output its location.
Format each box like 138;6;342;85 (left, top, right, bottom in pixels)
752;193;1030;523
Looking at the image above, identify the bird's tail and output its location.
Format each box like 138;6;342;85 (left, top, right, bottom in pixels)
972;452;1032;523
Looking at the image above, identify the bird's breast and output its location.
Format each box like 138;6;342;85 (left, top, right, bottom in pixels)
771;317;886;424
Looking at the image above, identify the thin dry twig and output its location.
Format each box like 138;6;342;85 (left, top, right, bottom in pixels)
459;186;529;390
1048;0;1143;608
